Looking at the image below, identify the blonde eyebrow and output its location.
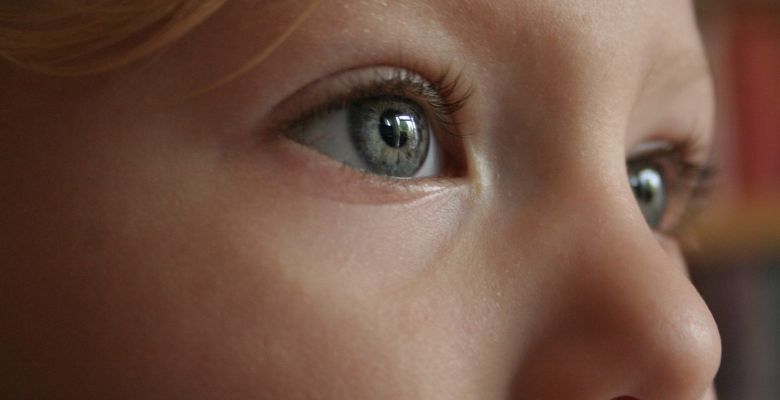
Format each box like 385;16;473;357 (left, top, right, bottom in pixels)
198;0;322;93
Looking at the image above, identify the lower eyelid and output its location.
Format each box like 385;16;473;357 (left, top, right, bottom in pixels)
268;138;465;205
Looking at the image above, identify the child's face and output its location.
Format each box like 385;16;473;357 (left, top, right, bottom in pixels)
1;0;720;398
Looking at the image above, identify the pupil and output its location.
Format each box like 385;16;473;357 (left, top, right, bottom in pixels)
630;167;662;204
632;177;653;203
378;109;412;148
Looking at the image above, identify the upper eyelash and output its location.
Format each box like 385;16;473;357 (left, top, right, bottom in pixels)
283;66;473;140
350;66;473;139
630;143;717;190
407;66;473;138
630;137;714;168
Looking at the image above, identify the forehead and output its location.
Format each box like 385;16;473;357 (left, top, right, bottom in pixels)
214;0;706;83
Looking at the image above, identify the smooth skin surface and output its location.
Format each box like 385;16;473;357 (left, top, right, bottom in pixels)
1;0;720;399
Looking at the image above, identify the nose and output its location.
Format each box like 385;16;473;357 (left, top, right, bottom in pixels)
509;186;722;399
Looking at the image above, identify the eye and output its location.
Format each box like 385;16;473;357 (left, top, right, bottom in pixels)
290;95;441;178
629;161;666;229
627;144;715;234
355;96;430;177
282;67;469;180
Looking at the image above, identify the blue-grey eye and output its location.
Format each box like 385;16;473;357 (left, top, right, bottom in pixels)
289;95;441;178
629;163;667;228
349;96;429;177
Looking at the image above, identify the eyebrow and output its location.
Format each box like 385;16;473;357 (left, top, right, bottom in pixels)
201;0;322;92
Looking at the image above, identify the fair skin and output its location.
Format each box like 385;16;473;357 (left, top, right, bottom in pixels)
0;0;721;398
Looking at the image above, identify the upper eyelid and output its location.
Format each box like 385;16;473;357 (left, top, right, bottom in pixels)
627;144;714;195
627;141;715;178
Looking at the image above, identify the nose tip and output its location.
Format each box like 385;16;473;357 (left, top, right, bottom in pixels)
511;230;722;399
630;291;722;398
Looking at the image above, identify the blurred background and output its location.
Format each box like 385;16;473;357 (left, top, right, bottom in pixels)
691;0;780;399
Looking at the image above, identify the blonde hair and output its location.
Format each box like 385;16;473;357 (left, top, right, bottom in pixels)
0;0;228;76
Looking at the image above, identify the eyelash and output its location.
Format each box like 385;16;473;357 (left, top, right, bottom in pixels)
281;66;473;141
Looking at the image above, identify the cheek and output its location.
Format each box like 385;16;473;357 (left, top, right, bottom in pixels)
1;115;481;398
222;184;470;294
196;169;475;396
